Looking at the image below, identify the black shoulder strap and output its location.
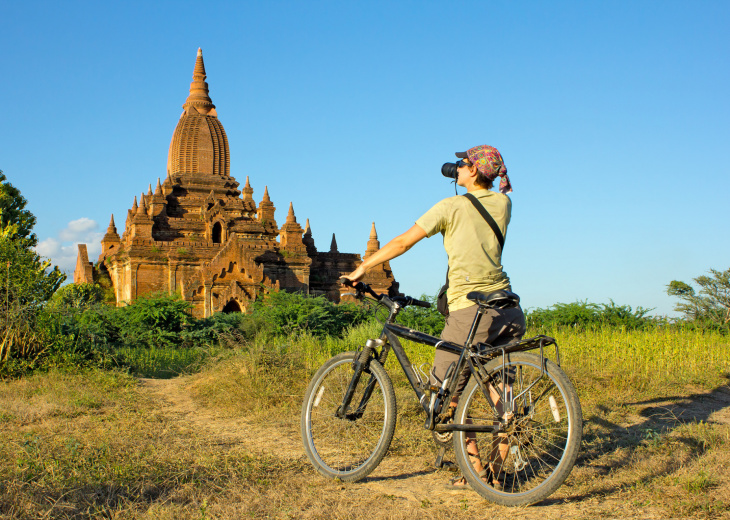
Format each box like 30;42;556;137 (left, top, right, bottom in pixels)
463;192;505;251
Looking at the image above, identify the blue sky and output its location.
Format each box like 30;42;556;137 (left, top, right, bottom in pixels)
1;0;728;316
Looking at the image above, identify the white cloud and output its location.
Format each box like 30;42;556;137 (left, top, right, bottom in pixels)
59;218;99;242
35;219;105;274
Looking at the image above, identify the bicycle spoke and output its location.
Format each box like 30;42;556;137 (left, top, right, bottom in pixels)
303;353;396;480
454;353;582;505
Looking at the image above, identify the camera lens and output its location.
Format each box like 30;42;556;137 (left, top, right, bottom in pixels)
441;162;458;179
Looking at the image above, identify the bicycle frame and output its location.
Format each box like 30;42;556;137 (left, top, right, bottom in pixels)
338;293;561;435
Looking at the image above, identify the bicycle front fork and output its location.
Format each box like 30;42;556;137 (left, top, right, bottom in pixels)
335;339;384;420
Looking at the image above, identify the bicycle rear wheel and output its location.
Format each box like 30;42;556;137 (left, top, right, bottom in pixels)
301;351;397;481
454;352;582;506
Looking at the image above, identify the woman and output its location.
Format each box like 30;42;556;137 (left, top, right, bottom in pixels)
345;144;525;490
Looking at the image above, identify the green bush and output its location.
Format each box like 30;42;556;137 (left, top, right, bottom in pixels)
525;300;654;331
250;290;371;338
182;311;264;347
39;304;117;370
50;283;105;309
116;292;193;349
0;171;66;373
667;268;730;332
396;294;444;336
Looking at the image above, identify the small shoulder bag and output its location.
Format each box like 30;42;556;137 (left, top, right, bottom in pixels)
436;193;505;316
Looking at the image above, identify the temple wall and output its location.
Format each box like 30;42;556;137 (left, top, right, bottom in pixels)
73;245;94;284
136;264;168;297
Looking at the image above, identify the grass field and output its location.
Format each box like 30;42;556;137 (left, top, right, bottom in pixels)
1;323;729;519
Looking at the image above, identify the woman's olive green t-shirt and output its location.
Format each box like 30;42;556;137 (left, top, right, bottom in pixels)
415;189;512;312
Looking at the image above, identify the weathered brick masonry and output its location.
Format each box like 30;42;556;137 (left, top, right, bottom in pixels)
75;49;398;317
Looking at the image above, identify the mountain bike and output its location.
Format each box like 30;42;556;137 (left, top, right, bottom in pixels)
300;280;582;506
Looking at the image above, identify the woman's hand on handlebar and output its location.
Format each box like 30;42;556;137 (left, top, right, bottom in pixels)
344;265;367;283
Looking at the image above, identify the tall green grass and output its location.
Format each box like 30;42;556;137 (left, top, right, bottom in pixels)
554;326;730;390
113;345;217;378
189;320;730;419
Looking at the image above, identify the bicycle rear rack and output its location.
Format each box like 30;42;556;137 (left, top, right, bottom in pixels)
471;335;561;416
472;334;560;365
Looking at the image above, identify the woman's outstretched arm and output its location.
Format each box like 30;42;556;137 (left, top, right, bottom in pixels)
345;224;427;282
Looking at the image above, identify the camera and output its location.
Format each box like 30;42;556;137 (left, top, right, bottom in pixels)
441;162;458;179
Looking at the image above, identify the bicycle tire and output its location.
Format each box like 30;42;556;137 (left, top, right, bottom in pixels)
453;352;582;506
301;351;397;481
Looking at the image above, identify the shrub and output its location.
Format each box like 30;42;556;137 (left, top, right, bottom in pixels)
250;290;371;338
525;300;654;331
182;311;264;348
0;172;66;373
668;268;730;331
116;292;193;349
38;304;118;371
50;283;105;309
395;294;444;336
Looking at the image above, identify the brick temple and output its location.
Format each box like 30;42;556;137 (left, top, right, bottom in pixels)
74;48;398;317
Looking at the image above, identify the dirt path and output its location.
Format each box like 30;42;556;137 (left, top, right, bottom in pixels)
139;377;730;519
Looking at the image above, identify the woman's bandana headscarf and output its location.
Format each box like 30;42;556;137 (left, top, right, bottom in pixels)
466;145;512;194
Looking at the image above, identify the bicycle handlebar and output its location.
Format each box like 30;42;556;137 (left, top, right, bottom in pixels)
339;277;432;310
408;298;432;309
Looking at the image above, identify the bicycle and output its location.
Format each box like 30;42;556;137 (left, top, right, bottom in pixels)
300;279;582;507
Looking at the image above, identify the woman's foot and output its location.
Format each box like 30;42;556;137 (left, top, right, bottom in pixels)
444;474;470;490
444;468;503;491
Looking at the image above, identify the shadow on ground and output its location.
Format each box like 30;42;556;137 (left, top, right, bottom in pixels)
559;374;730;503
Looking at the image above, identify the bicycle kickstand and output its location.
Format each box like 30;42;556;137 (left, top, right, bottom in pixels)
434;447;458;470
434;445;448;468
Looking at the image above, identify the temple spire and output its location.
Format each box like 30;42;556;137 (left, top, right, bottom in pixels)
365;222;380;258
194;47;206;77
107;215;117;234
257;185;276;226
155;178;162;196
302;218;317;255
330;233;338;253
132;196;138;211
242;176;254;200
286;202;296;223
183;48;216;115
101;213;120;254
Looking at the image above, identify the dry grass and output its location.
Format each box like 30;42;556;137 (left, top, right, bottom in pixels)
0;370;307;519
1;324;729;519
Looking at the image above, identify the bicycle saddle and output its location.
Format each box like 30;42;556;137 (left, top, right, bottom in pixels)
466;290;520;309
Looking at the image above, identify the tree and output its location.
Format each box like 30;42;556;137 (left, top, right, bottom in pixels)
0;170;66;367
0;225;66;364
50;282;105;310
0;170;37;246
667;268;730;329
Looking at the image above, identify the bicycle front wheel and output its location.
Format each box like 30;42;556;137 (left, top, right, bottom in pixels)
301;351;397;481
454;352;582;506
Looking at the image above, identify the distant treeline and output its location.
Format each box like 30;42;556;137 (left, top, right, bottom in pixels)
4;282;727;377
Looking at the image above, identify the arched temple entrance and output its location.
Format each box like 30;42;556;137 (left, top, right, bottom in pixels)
221;299;241;313
212;222;223;244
